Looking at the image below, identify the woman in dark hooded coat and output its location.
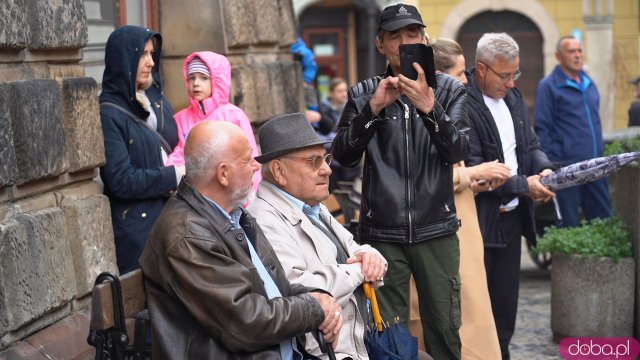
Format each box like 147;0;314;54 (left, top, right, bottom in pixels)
99;25;180;274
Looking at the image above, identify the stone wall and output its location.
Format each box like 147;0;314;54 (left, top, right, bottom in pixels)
0;0;118;350
159;0;305;126
0;0;304;353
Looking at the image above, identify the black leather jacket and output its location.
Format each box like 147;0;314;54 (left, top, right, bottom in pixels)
332;68;469;244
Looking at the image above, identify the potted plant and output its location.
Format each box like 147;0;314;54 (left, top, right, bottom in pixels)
535;217;635;341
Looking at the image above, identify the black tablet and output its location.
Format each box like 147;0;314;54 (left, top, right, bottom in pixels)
399;43;437;89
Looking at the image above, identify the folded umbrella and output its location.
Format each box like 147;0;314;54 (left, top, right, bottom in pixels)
538;151;640;225
540;151;640;191
362;283;419;360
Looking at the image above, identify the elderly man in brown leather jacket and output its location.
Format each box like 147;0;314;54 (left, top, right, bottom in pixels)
140;121;343;359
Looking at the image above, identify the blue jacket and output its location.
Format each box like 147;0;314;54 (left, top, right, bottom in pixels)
290;37;317;84
534;65;604;166
99;26;179;273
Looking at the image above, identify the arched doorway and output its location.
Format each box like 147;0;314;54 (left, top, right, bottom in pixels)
457;11;543;120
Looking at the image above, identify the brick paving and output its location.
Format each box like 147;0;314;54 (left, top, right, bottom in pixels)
510;240;561;360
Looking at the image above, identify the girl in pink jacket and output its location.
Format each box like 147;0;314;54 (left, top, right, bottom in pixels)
166;51;261;189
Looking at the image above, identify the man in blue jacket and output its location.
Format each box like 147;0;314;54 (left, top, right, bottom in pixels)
535;36;612;227
100;26;182;273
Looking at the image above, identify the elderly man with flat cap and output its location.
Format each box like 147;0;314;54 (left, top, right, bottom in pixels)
332;3;468;360
140;120;344;360
249;113;388;360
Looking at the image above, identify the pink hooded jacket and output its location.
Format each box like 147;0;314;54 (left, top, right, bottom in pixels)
166;51;261;189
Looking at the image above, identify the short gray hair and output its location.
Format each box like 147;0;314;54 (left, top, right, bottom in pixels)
261;160;273;180
476;33;519;64
556;35;578;53
185;129;231;183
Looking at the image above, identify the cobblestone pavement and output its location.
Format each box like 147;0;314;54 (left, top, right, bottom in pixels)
510;240;561;360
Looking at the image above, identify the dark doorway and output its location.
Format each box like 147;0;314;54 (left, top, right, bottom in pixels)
299;1;385;102
457;11;543;121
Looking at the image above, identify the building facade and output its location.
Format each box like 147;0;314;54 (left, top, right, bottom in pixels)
294;0;639;130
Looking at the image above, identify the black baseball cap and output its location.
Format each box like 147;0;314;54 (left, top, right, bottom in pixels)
378;4;426;32
629;76;640;85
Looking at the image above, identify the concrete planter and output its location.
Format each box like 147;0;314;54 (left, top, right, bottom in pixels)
551;253;635;341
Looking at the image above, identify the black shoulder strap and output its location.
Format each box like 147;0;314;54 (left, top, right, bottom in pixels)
101;102;172;155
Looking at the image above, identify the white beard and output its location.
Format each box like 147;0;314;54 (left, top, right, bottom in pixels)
231;186;255;208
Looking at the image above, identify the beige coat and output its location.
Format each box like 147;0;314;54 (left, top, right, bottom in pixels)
249;181;386;360
410;163;501;359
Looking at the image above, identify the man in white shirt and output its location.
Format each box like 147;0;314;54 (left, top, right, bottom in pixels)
463;33;555;360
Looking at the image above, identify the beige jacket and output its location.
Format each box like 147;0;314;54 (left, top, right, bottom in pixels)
249;181;387;360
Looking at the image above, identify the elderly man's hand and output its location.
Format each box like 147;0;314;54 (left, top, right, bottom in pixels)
526;174;555;202
309;292;343;348
346;251;387;283
539;168;554;177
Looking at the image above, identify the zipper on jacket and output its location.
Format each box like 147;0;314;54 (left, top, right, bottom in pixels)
159;97;164;133
425;110;439;133
364;114;383;129
401;100;414;243
419;106;439;132
582;91;598;158
433;109;439;132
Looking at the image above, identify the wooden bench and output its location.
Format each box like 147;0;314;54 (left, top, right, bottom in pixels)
322;193;360;242
88;269;150;360
322;194;346;225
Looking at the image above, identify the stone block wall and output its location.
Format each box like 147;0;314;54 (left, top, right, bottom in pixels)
0;0;304;353
0;0;118;351
160;0;304;127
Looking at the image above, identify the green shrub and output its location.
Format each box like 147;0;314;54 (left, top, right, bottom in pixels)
604;136;640;156
535;217;633;261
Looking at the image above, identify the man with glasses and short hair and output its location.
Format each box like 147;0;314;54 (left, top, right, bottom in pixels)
464;32;555;359
249;113;387;360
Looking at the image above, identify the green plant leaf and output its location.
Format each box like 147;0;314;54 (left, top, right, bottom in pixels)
535;216;632;261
